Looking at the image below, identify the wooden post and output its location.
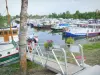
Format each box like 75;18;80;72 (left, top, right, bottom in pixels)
19;0;28;75
5;0;13;41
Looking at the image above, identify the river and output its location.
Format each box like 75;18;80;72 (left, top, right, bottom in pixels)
29;27;100;46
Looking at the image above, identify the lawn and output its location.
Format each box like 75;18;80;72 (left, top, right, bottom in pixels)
65;42;100;66
0;60;55;75
83;42;100;65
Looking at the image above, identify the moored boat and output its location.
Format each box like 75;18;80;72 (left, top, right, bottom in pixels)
33;24;52;29
63;26;100;37
51;23;69;31
0;27;38;66
0;27;19;66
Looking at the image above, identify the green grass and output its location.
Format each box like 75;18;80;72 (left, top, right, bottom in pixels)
83;42;100;50
65;42;100;66
0;60;45;75
7;60;43;69
83;42;100;65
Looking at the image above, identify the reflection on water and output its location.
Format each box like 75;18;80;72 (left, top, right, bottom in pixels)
33;28;100;45
33;28;65;45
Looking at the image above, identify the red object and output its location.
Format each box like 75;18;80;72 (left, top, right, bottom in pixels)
75;56;86;60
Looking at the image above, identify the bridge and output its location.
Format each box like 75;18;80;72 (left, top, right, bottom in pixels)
26;43;100;75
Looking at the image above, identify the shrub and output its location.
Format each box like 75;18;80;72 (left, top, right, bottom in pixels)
44;40;53;48
65;37;74;44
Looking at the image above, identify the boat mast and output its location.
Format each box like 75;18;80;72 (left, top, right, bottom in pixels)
5;0;13;41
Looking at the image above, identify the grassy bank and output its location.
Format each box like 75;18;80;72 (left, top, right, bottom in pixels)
83;42;100;50
0;60;55;75
83;42;100;65
67;42;100;66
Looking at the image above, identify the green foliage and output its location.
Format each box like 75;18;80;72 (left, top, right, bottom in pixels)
65;37;74;44
48;10;100;19
83;42;100;50
44;40;53;48
44;42;49;48
0;16;7;27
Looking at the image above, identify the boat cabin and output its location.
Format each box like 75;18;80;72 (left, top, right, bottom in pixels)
0;28;18;42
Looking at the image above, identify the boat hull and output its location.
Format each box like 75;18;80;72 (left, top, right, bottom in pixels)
51;28;63;32
0;53;19;66
63;32;100;37
33;25;52;29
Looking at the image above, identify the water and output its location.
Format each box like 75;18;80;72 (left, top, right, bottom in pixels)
33;28;65;46
29;27;100;46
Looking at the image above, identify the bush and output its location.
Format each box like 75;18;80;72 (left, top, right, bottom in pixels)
65;37;74;44
44;40;53;48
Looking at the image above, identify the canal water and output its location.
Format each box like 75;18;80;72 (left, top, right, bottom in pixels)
29;27;100;46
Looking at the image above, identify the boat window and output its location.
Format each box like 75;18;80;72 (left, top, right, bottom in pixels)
13;30;17;34
4;31;8;35
0;31;3;36
0;54;2;57
7;52;10;54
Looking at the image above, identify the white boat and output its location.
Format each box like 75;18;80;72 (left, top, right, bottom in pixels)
63;26;100;37
0;27;39;66
51;23;69;31
0;27;19;66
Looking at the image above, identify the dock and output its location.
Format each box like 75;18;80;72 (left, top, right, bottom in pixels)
26;43;100;75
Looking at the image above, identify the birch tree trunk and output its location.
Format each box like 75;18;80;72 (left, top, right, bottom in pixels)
19;0;28;75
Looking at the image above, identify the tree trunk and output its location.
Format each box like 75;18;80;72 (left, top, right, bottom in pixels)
19;0;28;75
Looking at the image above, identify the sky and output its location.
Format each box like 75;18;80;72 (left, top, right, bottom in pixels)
0;0;100;16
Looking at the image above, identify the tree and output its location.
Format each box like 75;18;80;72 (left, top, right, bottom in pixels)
19;0;28;75
65;11;71;18
51;13;58;18
62;12;66;19
73;10;80;19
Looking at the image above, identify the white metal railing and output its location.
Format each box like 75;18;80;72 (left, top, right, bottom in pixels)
32;43;68;75
37;44;44;57
34;43;44;66
79;44;85;67
69;44;85;67
32;43;84;75
52;48;68;75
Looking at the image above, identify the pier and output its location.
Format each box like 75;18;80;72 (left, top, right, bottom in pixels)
26;43;100;75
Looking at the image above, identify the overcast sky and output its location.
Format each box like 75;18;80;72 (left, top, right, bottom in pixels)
0;0;100;16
